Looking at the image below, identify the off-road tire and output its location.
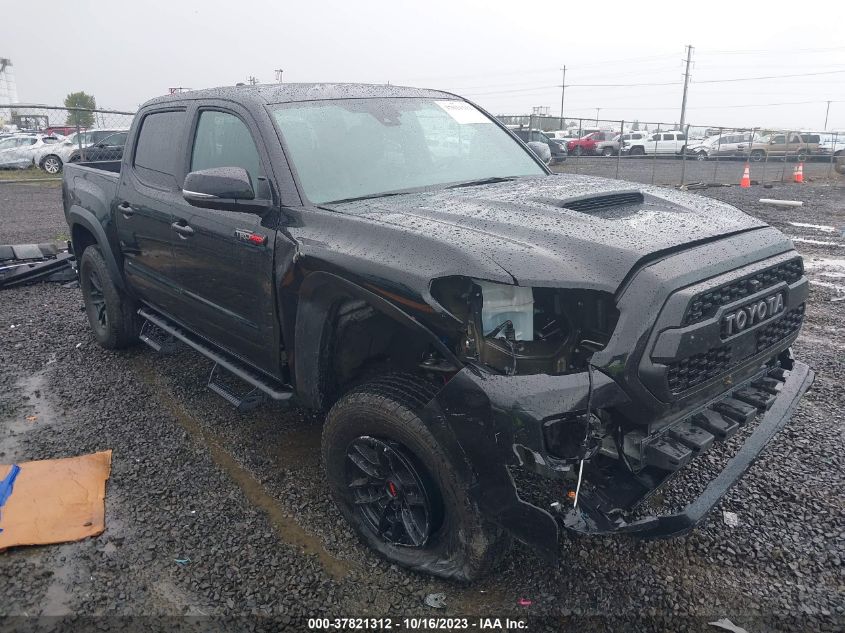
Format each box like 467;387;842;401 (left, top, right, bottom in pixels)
79;246;140;349
322;373;512;581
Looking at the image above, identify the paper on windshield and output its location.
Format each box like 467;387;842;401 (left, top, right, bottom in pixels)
435;101;489;125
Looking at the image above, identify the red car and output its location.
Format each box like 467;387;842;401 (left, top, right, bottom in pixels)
566;131;614;156
42;126;81;137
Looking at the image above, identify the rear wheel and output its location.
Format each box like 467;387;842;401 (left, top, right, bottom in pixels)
322;373;511;581
750;150;765;162
41;155;62;174
79;247;140;349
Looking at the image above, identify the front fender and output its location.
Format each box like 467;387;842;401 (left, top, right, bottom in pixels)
293;271;461;410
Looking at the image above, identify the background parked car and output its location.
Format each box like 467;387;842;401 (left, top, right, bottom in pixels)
748;133;819;162
623;131;688;156
42;126;80;137
594;131;623;156
511;128;567;163
35;128;127;174
817;133;845;158
685;131;754;160
67;131;128;163
0;134;61;169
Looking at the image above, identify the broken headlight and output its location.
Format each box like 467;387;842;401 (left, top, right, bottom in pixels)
430;277;619;376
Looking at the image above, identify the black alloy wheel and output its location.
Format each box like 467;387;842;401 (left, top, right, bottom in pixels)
86;267;108;332
345;436;434;547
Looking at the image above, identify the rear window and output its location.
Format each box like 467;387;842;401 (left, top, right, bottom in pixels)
134;111;187;189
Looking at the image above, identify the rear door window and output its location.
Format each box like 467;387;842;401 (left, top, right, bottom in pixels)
134;110;187;189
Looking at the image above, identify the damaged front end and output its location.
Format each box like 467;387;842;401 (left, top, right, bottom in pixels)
418;248;813;562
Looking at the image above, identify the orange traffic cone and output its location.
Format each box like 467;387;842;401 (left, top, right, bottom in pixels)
740;163;751;188
794;162;804;183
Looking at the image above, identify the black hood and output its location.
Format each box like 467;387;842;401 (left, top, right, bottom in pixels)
322;174;770;293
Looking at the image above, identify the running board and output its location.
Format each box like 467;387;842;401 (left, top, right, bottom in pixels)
138;308;293;406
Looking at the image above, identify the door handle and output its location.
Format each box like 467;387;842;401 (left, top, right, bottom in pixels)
118;202;135;217
171;221;195;237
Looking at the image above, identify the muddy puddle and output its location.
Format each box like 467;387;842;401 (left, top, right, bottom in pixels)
1;370;61;462
132;359;352;580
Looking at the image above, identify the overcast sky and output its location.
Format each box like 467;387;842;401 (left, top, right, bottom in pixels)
5;0;845;130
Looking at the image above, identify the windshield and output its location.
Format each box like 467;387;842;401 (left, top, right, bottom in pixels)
271;98;544;204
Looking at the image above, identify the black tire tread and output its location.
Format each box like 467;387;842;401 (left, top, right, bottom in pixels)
79;246;140;349
322;372;511;581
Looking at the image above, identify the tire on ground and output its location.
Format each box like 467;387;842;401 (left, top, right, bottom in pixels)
79;246;140;349
322;373;512;581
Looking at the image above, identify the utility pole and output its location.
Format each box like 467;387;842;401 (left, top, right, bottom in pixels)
679;44;694;131
559;66;566;128
274;69;284;83
824;100;831;130
595;108;601;125
248;76;259;86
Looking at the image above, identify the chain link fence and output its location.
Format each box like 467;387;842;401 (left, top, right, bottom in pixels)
0;104;842;187
498;114;844;186
0;104;135;179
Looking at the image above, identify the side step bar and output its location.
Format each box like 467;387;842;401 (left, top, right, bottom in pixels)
138;308;294;407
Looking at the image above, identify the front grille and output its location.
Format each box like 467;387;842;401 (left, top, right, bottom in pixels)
666;345;733;393
666;303;805;394
756;304;805;351
683;258;803;326
561;191;644;213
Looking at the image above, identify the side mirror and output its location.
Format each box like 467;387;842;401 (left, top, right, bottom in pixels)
526;141;552;165
182;166;270;213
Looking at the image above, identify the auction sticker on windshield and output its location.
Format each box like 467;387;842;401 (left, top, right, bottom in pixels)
435;100;489;124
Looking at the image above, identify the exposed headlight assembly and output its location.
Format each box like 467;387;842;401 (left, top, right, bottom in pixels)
429;277;619;376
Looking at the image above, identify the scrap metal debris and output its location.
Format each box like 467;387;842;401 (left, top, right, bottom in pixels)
424;593;447;609
709;618;750;633
0;242;76;290
759;198;804;207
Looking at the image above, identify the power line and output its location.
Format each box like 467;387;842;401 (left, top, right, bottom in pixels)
694;69;845;83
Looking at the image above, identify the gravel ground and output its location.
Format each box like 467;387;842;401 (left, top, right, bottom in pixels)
0;175;842;632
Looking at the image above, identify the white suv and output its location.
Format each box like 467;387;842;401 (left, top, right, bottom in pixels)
35;128;128;174
623;131;688;156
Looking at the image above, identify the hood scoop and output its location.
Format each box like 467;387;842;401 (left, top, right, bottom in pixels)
541;190;645;214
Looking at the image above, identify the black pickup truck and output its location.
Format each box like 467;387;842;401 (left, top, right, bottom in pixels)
63;84;813;581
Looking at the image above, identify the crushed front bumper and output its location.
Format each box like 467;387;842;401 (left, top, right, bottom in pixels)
419;358;813;563
563;360;813;538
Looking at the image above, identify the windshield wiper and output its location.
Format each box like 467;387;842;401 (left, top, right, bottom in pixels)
446;176;517;189
324;191;412;205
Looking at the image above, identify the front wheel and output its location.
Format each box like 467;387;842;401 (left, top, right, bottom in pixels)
41;155;62;174
696;150;708;161
79;247;140;349
601;147;614;157
322;374;511;581
630;146;645;156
